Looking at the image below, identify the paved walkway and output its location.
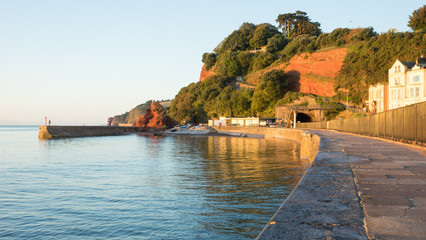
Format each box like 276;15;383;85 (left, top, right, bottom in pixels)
311;130;426;240
257;130;425;240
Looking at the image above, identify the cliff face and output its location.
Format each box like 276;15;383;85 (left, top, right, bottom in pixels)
203;48;347;97
199;64;216;82
135;102;177;128
286;48;347;97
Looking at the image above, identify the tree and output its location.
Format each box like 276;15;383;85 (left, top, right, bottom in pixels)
202;53;217;70
251;70;289;116
216;52;242;77
266;34;288;53
251;52;276;72
408;5;426;32
276;13;296;39
276;11;321;38
249;23;279;49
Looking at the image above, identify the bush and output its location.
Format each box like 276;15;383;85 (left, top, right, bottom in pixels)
250;52;276;72
202;53;217;70
266;34;288;53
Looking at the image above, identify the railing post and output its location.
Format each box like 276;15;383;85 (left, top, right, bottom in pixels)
415;103;417;144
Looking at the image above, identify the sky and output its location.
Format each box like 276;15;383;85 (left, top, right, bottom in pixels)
0;0;423;125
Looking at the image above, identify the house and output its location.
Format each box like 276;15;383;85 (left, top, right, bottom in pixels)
367;83;388;113
388;57;426;110
208;117;275;127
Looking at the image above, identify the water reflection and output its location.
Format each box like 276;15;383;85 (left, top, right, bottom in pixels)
1;129;307;240
164;135;306;239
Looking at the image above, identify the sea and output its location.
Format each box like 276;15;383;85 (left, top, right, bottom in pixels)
0;125;307;239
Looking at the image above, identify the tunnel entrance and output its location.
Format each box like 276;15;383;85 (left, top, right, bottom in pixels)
296;112;312;122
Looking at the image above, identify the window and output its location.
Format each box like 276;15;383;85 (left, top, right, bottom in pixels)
380;90;383;98
412;75;420;83
416;87;420;97
395;66;398;72
398;65;401;72
397;89;401;99
391;89;397;99
380;102;384;110
410;88;415;98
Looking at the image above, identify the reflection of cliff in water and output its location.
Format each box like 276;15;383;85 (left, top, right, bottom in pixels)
140;135;307;239
203;136;304;189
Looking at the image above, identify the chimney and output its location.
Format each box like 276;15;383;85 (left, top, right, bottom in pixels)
417;55;426;66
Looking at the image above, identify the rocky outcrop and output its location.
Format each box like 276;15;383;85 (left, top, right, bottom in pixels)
110;100;173;126
199;64;216;82
135;102;177;128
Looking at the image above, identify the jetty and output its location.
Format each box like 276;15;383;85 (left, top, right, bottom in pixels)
38;126;142;139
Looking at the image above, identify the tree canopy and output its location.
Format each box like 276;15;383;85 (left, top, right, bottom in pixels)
408;5;426;32
276;11;321;38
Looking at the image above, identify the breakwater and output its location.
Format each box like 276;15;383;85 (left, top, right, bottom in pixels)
215;127;367;239
38;126;143;140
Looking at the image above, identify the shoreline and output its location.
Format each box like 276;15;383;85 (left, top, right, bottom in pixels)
214;126;367;239
39;125;368;238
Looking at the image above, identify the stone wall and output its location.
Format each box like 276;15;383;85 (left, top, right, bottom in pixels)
38;126;142;140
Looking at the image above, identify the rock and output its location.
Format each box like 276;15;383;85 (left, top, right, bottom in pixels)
135;102;177;128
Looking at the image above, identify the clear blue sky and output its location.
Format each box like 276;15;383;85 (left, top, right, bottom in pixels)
0;0;422;125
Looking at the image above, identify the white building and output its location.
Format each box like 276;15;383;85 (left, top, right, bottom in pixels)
208;117;275;127
367;83;388;113
388;57;426;110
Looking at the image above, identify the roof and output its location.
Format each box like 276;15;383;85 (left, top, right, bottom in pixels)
400;60;416;69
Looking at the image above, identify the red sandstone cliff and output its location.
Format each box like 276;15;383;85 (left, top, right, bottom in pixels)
203;48;347;97
135;102;176;128
199;64;216;82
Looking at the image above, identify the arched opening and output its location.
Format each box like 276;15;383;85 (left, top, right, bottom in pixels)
296;112;312;122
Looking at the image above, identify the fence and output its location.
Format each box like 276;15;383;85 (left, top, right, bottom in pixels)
298;101;426;144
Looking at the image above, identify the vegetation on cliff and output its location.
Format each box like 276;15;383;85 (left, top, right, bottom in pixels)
156;6;426;124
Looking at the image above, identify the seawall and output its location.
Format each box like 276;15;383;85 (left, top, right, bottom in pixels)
38;126;143;140
215;126;367;239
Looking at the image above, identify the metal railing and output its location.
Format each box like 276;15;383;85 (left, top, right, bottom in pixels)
298;101;425;144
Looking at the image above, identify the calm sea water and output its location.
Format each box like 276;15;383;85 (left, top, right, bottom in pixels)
0;126;306;239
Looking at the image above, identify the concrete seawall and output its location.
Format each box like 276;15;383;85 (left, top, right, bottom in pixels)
38;126;143;140
215;127;367;239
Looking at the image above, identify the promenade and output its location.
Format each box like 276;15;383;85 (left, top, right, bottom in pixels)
257;129;425;239
310;130;426;239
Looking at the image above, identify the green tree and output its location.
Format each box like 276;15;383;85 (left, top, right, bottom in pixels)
251;52;276;72
266;34;288;53
249;23;279;49
276;13;296;39
276;11;321;38
236;52;254;75
231;88;253;117
251;70;289;116
216;52;242;77
202;53;217;70
408;5;426;32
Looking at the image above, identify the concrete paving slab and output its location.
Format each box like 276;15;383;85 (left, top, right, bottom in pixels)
308;130;426;240
365;217;426;239
257;129;425;239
